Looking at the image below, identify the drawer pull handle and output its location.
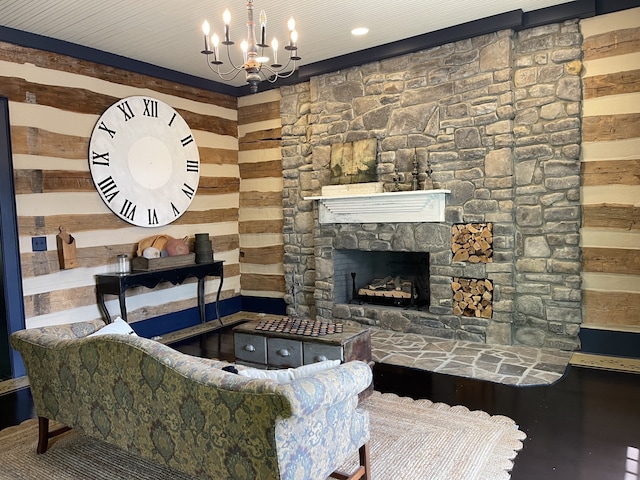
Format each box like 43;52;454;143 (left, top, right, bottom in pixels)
277;348;291;357
244;344;256;352
316;355;328;362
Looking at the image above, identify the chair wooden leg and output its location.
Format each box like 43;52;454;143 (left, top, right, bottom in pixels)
37;416;71;454
330;442;370;480
359;442;371;480
37;417;49;454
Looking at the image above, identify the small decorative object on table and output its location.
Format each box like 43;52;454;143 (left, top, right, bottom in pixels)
131;234;195;271
194;232;214;263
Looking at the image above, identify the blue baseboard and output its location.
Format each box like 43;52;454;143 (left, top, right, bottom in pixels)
132;296;286;338
580;328;640;359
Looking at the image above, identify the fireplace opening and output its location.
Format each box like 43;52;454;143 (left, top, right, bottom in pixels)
333;250;430;308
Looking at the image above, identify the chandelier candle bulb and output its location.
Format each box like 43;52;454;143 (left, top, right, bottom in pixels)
201;21;212;53
259;10;267;47
272;38;279;66
241;40;248;62
223;9;232;44
287;18;296;49
212;34;220;63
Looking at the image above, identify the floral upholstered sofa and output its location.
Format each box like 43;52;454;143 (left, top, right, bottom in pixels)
11;319;372;480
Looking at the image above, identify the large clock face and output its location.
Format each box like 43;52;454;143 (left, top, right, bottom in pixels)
89;96;200;227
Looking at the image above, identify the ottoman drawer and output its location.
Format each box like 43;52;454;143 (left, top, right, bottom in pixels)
234;333;267;365
268;338;303;368
304;342;344;364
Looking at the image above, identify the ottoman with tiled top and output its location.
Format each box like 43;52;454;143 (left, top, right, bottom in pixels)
233;318;372;369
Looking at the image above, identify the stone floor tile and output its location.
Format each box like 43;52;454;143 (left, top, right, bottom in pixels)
498;363;529;376
533;361;569;374
477;353;502;364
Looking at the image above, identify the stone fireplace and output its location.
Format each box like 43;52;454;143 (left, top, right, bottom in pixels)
281;22;583;350
316;220;457;336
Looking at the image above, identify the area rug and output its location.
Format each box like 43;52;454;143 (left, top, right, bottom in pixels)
0;391;526;480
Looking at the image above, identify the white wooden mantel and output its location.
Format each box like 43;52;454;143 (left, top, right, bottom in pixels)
305;189;450;224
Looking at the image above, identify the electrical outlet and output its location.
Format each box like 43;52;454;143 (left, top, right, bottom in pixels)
32;236;47;252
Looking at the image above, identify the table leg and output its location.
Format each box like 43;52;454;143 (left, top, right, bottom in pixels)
198;278;206;324
215;270;224;326
118;294;128;323
97;293;111;323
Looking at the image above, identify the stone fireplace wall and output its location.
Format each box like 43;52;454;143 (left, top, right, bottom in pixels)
281;22;582;350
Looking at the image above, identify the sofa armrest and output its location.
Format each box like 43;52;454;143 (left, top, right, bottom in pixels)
276;361;372;416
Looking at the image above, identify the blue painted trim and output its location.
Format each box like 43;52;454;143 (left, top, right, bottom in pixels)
523;0;595;28
580;329;640;359
131;296;285;339
0;97;26;377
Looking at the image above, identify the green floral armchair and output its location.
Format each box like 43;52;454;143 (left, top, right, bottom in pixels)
11;319;372;480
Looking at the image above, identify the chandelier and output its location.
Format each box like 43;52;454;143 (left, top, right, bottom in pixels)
200;0;300;93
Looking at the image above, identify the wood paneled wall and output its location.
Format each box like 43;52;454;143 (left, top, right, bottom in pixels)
237;91;285;298
1;41;241;328
580;8;640;331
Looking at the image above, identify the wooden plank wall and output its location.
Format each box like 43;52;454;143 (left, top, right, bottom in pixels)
237;90;285;298
1;41;242;329
580;8;640;331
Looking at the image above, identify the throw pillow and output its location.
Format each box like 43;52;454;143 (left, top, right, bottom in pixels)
238;359;340;383
88;317;138;337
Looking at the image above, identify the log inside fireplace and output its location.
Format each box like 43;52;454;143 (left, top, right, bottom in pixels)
355;274;417;307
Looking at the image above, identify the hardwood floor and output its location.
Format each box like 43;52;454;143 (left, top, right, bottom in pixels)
1;327;638;480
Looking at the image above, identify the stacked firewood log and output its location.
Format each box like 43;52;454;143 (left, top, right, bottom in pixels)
451;223;493;263
451;277;493;318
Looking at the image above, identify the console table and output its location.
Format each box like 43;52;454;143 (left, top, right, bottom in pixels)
95;261;224;324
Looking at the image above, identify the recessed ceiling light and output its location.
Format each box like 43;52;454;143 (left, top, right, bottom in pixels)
351;27;369;36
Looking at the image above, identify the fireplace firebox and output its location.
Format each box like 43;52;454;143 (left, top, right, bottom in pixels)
333;250;430;308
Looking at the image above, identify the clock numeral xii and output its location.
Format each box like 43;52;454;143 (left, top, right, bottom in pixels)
143;99;158;118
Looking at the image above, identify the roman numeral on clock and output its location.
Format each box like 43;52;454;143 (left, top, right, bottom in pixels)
143;99;158;117
147;208;158;225
117;100;135;121
182;183;195;199
186;160;199;172
120;199;136;221
171;202;180;217
97;121;116;139
181;135;194;147
91;151;110;166
96;176;119;202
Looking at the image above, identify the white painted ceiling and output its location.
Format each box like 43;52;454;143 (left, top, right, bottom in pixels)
0;0;572;88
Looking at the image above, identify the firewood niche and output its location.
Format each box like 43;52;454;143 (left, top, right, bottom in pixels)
451;222;493;263
452;277;493;318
